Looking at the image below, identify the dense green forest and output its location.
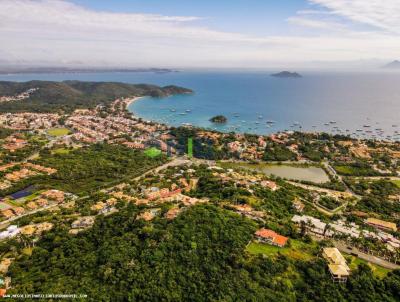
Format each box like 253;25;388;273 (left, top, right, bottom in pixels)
33;144;167;194
7;205;400;301
0;81;192;113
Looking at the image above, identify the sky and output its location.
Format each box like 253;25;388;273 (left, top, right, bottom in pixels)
0;0;399;69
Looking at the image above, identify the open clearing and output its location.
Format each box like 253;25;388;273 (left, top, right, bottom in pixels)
47;128;70;137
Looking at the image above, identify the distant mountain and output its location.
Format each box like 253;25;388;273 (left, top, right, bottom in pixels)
271;71;302;78
0;67;179;75
382;60;400;69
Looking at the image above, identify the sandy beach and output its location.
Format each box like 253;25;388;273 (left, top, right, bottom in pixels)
124;96;145;109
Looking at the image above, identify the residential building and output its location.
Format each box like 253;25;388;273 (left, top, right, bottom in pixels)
293;198;305;212
260;180;278;191
71;216;95;229
255;228;288;247
165;207;182;220
366;218;397;232
322;248;350;282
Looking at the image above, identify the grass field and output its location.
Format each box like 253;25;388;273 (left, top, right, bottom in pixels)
144;147;162;158
333;164;377;176
345;254;391;278
52;148;71;155
391;179;400;188
47;128;70;137
246;239;316;261
248;241;391;278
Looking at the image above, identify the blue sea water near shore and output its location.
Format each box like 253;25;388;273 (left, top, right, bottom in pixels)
1;70;400;140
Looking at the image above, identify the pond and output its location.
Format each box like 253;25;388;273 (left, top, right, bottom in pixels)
221;162;330;183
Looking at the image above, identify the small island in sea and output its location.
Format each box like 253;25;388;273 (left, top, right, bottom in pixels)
209;115;227;123
383;60;400;69
271;71;302;78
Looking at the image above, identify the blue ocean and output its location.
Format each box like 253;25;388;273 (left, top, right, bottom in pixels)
1;70;400;140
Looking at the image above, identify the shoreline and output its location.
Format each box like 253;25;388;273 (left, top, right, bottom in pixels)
123;96;146;116
122;96;399;143
124;96;146;108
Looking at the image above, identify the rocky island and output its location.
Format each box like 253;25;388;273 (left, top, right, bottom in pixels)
271;71;302;78
209;115;227;123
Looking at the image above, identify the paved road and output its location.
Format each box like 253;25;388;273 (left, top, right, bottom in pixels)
0;157;192;229
334;241;400;270
102;157;191;194
351;176;400;181
134;157;191;181
322;161;359;196
0;203;60;230
287;181;352;197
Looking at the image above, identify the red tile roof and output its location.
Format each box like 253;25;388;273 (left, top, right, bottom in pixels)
255;228;288;246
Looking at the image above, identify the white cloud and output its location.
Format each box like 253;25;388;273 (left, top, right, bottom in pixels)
0;0;399;68
287;16;346;30
309;0;400;33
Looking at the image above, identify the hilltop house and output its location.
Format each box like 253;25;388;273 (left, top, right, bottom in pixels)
255;228;288;247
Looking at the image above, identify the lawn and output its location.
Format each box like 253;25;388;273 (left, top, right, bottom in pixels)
345;254;391;278
47;128;70;137
333;164;379;176
246;239;316;261
52;148;71;155
391;179;400;188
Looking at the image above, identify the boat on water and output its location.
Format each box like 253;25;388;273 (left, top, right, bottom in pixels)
185;109;191;113
179;112;187;115
170;109;176;112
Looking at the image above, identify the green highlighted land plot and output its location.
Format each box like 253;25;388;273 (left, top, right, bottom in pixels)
144;147;162;158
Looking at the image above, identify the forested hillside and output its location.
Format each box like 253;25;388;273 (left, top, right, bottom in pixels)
0;81;192;113
7;205;400;302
